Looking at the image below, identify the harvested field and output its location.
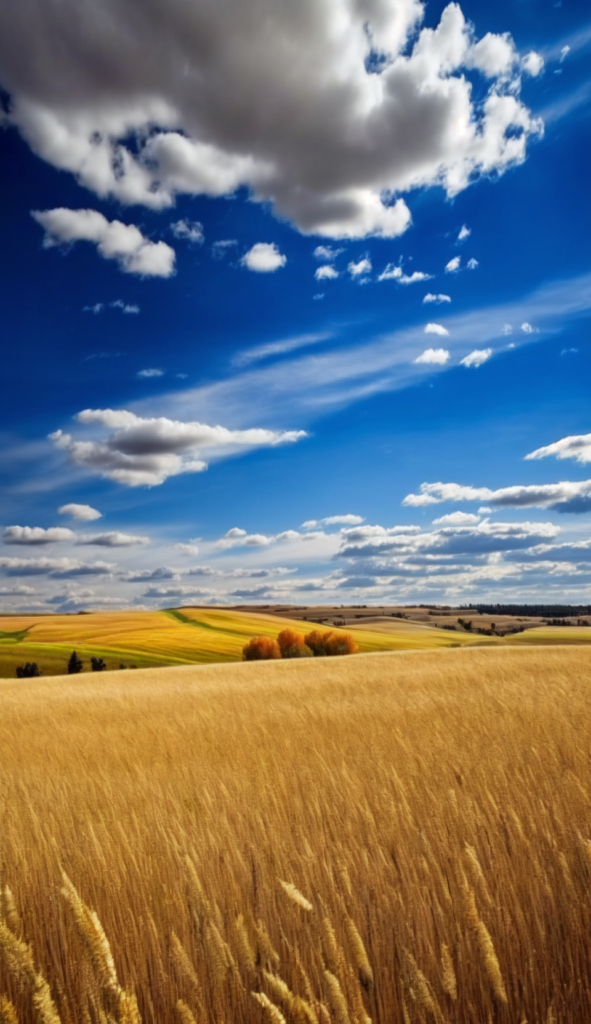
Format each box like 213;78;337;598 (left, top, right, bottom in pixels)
1;646;590;1023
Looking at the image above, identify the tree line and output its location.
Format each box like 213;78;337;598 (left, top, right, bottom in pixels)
243;628;359;661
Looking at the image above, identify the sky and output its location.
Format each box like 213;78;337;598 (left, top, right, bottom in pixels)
0;0;590;613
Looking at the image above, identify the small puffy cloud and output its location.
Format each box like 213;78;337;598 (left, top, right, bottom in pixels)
348;257;372;277
174;543;200;555
171;219;204;243
502;324;513;335
242;242;286;272
50;409;306;487
432;512;481;525
423;293;451;304
425;323;450;337
460;348;492;368
78;531;149;547
457;224;471;241
521;322;535;333
302;514;364;529
378;264;431;284
83;302;104;314
0;584;37;596
141;585;214;600
466;32;517;77
31;208;176;277
216;526;325;550
525;434;591;466
445;256;461;273
560;46;570;63
3;526;75;545
111;300;140;314
466;258;479;270
314;245;343;260
522;52;544;77
137;368;164;378
402;478;591;513
315;265;339;280
58;503;102;521
414;348;450;365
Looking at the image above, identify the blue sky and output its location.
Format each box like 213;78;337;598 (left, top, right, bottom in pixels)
1;0;590;612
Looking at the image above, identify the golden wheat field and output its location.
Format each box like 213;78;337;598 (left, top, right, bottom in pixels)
0;607;502;678
1;646;590;1024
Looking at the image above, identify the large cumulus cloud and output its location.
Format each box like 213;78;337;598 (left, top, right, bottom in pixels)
0;1;542;238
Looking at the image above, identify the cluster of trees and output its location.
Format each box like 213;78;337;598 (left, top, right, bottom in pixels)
243;628;359;661
67;652;107;674
16;662;41;678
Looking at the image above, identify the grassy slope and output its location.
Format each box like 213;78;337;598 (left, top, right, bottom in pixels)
0;606;501;677
2;607;590;677
1;646;590;1022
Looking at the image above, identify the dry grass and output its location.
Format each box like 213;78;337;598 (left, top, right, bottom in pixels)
1;646;590;1023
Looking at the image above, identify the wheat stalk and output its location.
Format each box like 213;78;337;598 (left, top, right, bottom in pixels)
175;1001;197;1024
344;916;373;989
323;971;351;1024
0;997;19;1024
440;944;457;1001
465;885;508;1004
251;992;286;1024
278;881;313;912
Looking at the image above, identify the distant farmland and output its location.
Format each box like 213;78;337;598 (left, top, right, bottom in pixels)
0;606;515;677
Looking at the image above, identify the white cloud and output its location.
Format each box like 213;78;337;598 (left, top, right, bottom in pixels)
242;242;286;272
49;408;306;487
521;322;535;333
212;239;237;258
313;245;344;260
315;265;339;280
216;526;325;550
111;300;140;314
3;3;543;240
0;557;115;577
522;52;544;77
502;324;512;335
174;543;200;556
3;526;75;545
348;257;372;277
457;224;471;241
302;514;364;529
31;208;176;277
432;511;481;525
460;348;492;368
465;32;517;77
83;302;104;314
424;323;450;337
233;332;331;367
378;264;432;284
171;219;204;243
78;531;149;547
58;503;102;521
445;256;461;273
414;347;450;364
137;368;164;378
423;293;451;304
560;45;570;63
525;434;591;466
403;478;591;512
561;348;578;356
467;257;479;270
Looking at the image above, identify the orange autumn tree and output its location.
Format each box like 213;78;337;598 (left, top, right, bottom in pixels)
242;636;281;660
277;629;313;659
305;629;359;656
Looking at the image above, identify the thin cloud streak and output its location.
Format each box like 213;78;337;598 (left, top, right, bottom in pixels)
135;272;591;433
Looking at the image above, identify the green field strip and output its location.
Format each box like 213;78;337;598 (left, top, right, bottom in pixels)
0;626;33;643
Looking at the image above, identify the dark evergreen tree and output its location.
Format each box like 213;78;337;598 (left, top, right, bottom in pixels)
91;656;107;672
67;650;83;674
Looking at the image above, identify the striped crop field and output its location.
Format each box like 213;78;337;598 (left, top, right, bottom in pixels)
0;607;509;677
1;646;589;1023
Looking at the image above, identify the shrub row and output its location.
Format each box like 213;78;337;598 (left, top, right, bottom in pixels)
243;627;359;661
